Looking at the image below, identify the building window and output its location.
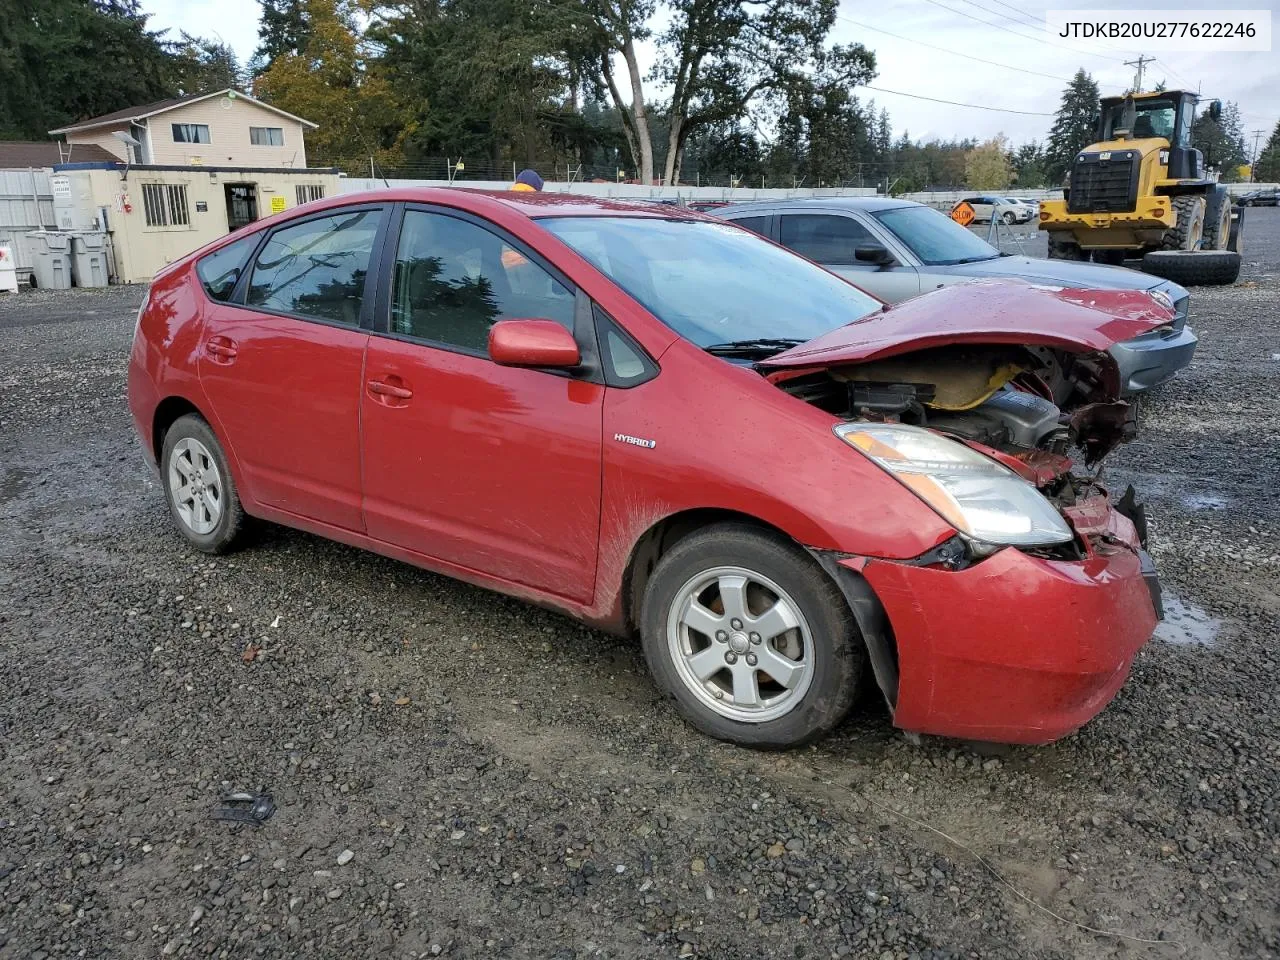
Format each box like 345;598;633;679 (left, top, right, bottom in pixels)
295;184;325;205
250;126;284;146
171;123;211;144
141;183;191;228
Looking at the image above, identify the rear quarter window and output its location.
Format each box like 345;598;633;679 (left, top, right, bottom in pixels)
195;236;258;302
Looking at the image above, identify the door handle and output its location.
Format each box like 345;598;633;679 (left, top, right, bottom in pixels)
367;378;413;401
205;336;238;362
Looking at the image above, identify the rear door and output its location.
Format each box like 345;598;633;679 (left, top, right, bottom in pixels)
197;204;387;530
359;205;604;601
777;212;920;302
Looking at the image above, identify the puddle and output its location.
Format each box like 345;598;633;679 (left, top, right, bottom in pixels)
1180;493;1230;511
1154;591;1221;647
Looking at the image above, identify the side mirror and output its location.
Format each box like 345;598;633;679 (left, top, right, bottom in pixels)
854;245;895;268
1208;100;1222;122
488;318;581;368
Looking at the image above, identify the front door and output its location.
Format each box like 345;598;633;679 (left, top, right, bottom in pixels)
778;213;922;302
360;207;603;601
198;205;387;530
225;183;259;231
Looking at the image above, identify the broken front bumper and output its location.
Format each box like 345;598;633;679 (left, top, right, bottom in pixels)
848;543;1159;745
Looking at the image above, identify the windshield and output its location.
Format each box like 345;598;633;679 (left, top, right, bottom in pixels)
872;206;1000;265
538;217;882;347
1102;98;1177;142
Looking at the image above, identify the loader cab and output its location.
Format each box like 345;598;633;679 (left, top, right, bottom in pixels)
1096;91;1214;181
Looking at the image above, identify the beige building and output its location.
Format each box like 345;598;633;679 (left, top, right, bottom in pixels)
50;164;339;283
42;89;338;283
49;89;315;169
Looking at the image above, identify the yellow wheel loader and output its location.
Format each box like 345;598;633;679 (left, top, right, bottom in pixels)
1038;90;1243;285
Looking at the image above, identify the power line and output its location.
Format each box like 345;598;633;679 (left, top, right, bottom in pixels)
954;0;1049;32
915;0;1126;64
860;83;1055;115
837;15;1072;82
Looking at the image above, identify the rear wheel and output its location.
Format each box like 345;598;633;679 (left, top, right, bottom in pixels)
161;414;247;553
1162;196;1206;251
640;524;864;749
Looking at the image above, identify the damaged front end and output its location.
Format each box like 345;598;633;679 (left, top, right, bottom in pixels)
763;338;1160;612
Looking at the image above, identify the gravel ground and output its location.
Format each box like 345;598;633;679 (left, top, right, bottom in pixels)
2;211;1278;960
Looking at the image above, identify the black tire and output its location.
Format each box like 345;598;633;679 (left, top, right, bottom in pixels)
160;413;247;554
639;523;864;749
1227;204;1245;255
1047;232;1087;260
1161;196;1206;251
1202;187;1232;251
1141;249;1241;286
1001;210;1016;225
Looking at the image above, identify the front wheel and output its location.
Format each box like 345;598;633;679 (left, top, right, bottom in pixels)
1002;211;1017;225
640;524;864;749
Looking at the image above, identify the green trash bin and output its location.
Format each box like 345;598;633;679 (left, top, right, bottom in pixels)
26;232;73;290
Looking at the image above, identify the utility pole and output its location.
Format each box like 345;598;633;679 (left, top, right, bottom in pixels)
1250;129;1265;182
1124;54;1155;92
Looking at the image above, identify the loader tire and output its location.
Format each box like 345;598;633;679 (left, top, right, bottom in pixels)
1227;204;1245;254
1161;196;1206;251
1047;233;1086;260
1202;187;1232;251
1142;250;1241;286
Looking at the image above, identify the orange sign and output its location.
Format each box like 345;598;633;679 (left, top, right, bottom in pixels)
951;201;976;227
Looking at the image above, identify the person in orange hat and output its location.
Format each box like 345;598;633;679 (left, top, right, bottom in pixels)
511;169;544;192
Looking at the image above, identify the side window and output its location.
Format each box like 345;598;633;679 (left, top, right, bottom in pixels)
594;307;657;387
391;209;576;352
246;208;381;326
778;214;876;265
730;215;770;237
195;235;258;302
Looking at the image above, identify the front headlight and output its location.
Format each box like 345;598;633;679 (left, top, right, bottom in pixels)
835;423;1075;547
1148;288;1174;311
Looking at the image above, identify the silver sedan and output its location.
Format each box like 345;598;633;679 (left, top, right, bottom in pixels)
718;197;1196;394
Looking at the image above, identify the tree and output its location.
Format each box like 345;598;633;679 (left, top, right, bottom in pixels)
252;0;311;75
1013;140;1047;188
1255;120;1280;183
1045;68;1099;184
0;0;173;139
167;32;242;94
583;0;873;184
965;135;1012;190
1192;100;1248;180
255;0;411;167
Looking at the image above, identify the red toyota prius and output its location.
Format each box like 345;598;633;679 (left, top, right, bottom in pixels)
128;188;1167;749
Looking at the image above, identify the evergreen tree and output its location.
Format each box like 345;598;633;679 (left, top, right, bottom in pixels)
1192;100;1248;180
0;0;172;139
1045;68;1100;184
251;0;311;76
168;32;242;95
1255;120;1280;183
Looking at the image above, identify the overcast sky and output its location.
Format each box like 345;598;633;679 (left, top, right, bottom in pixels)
144;0;1279;151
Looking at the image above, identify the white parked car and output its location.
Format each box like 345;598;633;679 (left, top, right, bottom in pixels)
957;195;1035;225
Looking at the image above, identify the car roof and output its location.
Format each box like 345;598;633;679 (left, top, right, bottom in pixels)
717;195;919;215
316;186;709;220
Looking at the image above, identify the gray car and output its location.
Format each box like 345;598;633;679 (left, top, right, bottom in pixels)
718;197;1197;393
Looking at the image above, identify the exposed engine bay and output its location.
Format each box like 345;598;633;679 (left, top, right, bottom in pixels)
769;343;1146;557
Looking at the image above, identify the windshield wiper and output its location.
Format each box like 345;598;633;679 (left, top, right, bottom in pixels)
703;337;806;358
950;254;1000;264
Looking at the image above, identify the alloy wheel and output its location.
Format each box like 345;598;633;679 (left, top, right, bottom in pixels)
666;565;815;723
169;436;223;535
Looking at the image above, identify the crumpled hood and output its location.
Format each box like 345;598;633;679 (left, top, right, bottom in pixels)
759;279;1175;371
